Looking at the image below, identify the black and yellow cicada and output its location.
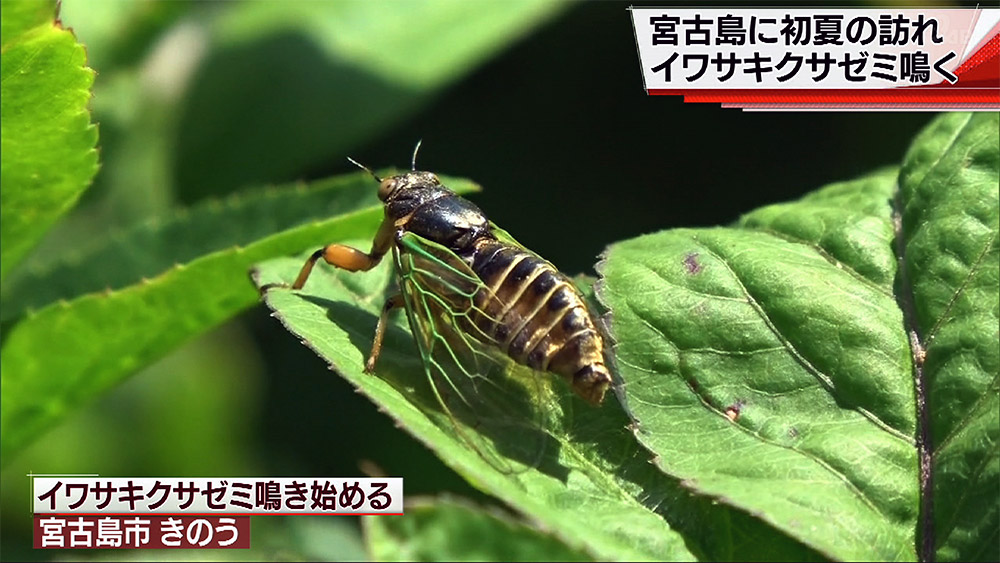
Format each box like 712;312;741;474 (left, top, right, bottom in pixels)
265;146;613;469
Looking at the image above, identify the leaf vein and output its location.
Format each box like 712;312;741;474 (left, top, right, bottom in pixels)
744;225;893;298
618;316;887;520
925;231;997;342
932;371;1000;455
698;241;912;445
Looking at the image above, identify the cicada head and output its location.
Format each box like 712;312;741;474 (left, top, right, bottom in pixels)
377;171;442;202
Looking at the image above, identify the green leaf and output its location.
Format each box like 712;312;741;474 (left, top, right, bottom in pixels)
363;497;592;562
214;0;565;89
896;112;999;562
251;241;831;561
597;113;1000;561
739;166;899;290
0;0;53;42
174;0;567;201
0;171;478;462
0;0;99;279
283;516;368;562
1;169;411;322
251;257;693;561
599;225;916;561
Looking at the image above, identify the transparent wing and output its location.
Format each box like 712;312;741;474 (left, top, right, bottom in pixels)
392;231;554;474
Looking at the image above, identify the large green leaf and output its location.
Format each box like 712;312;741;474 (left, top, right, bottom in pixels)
173;0;566;201
0;171;478;462
363;497;591;562
895;112;998;562
599;226;915;561
1;170;404;322
0;0;99;279
252;245;830;561
252;257;693;561
0;0;53;42
597;113;999;561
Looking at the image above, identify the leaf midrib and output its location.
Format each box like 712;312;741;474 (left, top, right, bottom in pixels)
896;111;987;563
624;296;890;519
745;225;894;299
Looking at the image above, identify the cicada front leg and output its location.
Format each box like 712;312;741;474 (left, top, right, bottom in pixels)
260;216;394;294
261;216;404;377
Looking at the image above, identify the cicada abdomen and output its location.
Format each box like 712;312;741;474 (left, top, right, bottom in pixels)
464;239;612;406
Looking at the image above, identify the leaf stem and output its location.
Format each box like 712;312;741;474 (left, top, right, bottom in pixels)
892;189;934;562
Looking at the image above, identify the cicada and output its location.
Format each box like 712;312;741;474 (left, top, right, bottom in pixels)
266;145;613;470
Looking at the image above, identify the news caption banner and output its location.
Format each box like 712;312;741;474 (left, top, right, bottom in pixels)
630;7;1000;110
31;477;402;549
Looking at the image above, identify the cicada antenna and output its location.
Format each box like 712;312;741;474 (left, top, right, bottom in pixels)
411;139;423;171
347;156;382;183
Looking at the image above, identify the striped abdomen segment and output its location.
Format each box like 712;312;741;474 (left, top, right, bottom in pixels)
467;239;611;405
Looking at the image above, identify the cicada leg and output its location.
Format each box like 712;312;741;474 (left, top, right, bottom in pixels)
365;294;405;374
260;216;394;294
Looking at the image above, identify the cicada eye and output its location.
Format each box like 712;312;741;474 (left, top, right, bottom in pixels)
378;178;397;201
